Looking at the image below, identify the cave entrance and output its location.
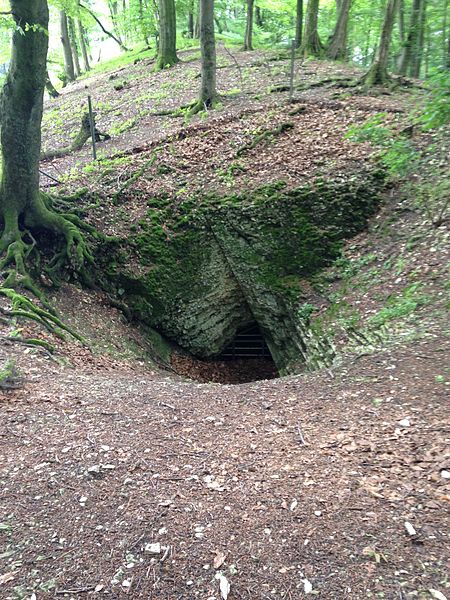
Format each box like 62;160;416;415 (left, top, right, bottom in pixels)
218;323;273;360
172;322;278;384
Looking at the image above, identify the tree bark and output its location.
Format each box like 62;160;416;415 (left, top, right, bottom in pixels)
294;0;303;49
0;0;92;291
361;0;398;86
300;0;323;58
398;0;422;75
156;0;178;69
195;0;216;110
68;16;81;77
255;6;263;27
78;19;91;71
447;28;450;69
188;7;194;38
243;0;254;50
326;0;352;60
410;0;426;77
60;11;76;82
45;72;60;98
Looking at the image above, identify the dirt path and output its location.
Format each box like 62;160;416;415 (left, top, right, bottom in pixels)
1;334;448;599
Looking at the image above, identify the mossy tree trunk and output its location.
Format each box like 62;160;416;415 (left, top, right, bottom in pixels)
155;0;178;70
301;0;323;58
190;0;216;113
0;0;92;293
360;0;398;86
326;0;352;60
243;0;254;50
398;0;422;75
410;0;426;77
45;71;60;98
294;0;304;49
60;10;75;82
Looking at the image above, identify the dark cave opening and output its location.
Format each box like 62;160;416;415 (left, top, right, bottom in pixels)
217;322;273;360
172;322;279;384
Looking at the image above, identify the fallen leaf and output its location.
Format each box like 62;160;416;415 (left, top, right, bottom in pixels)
429;590;447;600
0;572;15;585
213;551;226;570
217;573;230;599
404;521;417;536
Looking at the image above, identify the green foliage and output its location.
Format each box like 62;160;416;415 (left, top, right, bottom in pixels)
415;178;450;227
368;283;430;327
0;359;23;390
346;114;418;176
419;70;450;131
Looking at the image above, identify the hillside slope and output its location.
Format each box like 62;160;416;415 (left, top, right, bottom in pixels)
0;49;449;599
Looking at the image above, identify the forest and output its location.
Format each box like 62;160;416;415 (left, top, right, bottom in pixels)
0;0;449;598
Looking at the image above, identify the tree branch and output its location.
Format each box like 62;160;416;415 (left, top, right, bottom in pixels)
78;3;129;51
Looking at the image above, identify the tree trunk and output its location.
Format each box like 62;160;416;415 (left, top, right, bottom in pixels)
398;0;405;43
78;20;91;71
326;0;352;60
255;6;263;27
196;0;216;109
0;0;91;292
300;0;323;58
398;0;422;75
243;0;254;50
410;0;426;77
60;11;75;82
156;0;178;69
294;0;303;49
45;71;60;98
361;0;398;86
108;0;124;44
447;29;450;69
188;8;194;37
68;16;81;77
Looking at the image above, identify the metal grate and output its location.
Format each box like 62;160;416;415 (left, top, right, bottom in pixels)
218;323;272;360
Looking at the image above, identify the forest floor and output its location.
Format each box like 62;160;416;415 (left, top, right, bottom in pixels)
0;48;449;599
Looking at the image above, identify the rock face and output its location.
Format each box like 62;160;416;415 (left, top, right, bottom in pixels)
103;173;383;373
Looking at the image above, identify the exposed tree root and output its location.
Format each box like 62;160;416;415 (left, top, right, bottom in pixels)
151;101;197;118
113;152;159;203
270;73;420;96
186;99;214;117
0;288;83;341
0;334;55;353
0;192;96;341
41;112;110;161
236;122;294;157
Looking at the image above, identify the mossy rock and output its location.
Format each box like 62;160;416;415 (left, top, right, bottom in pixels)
98;170;383;372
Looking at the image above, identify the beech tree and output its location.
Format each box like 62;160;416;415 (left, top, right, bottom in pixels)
327;0;352;60
155;0;178;69
190;0;216;113
0;0;91;295
301;0;323;57
295;0;304;49
60;10;76;82
361;0;399;86
243;0;254;50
